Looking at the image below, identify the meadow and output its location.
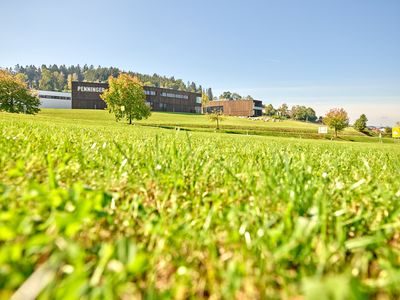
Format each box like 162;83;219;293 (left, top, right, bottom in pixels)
1;110;400;299
29;109;394;143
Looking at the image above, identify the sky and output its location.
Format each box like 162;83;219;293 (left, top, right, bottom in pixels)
1;0;399;126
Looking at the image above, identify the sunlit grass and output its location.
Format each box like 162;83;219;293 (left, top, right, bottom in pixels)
0;111;399;299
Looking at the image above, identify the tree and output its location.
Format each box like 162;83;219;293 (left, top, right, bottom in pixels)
264;104;276;116
15;73;28;84
39;68;54;90
289;105;316;121
277;103;289;118
201;92;210;105
323;108;349;137
0;69;40;114
231;93;242;100
219;91;243;100
353;114;368;132
54;72;65;91
206;88;213;102
219;91;232;100
208;110;224;130
100;74;151;125
67;73;78;90
305;107;317;122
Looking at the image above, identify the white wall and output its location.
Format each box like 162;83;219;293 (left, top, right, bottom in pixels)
39;99;71;109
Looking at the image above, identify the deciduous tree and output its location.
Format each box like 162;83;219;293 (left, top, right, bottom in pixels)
219;91;243;100
208;110;224;130
264;104;276;116
323;108;349;137
0;69;40;114
201;93;209;105
353;114;368;132
277;103;289;118
101;74;150;125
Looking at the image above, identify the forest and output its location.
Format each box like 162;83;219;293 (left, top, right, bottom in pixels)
5;64;205;93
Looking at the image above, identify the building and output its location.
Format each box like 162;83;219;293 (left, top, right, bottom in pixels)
71;81;202;113
38;90;72;109
203;99;263;117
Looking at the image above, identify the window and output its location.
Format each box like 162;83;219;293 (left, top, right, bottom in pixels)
196;96;202;104
39;94;71;100
144;90;156;96
204;106;223;114
160;92;189;100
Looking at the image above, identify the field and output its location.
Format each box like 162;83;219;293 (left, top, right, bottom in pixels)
25;109;391;142
1;110;400;299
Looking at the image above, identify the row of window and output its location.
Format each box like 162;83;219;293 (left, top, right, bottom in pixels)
144;90;156;96
204;106;224;113
39;95;71;100
160;92;190;100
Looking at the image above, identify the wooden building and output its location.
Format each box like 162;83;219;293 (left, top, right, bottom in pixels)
71;81;202;113
203;99;263;117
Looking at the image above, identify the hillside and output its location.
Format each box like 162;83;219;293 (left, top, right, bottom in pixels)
1;109;390;143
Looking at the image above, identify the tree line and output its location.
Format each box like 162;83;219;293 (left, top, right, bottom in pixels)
263;103;319;122
5;64;208;93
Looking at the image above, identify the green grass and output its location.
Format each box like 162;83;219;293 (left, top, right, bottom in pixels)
3;108;393;144
1;110;400;299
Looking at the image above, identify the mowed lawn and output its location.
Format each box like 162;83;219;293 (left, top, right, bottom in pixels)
1;110;400;299
14;108;361;134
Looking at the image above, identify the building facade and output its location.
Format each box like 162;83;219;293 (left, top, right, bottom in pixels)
203;99;263;117
38;90;72;109
71;81;202;113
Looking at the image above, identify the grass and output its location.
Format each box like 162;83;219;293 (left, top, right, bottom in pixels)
1;109;400;299
3;109;395;144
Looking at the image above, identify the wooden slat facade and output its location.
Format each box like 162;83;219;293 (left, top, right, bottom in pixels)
203;99;263;117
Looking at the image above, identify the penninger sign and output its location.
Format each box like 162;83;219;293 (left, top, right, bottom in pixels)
393;127;400;138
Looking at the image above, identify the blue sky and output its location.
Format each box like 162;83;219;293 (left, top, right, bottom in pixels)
1;0;399;125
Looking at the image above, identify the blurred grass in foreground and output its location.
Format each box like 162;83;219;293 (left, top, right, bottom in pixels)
0;111;400;299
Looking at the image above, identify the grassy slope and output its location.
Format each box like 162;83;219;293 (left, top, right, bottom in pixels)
1;110;400;299
2;109;393;144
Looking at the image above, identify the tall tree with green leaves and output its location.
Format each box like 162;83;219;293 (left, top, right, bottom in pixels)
206;88;213;102
0;69;40;114
264;104;276;116
101;74;150;125
323;108;349;137
277;103;289;118
39;68;54;90
353;114;368;132
219;91;243;100
67;73;78;91
201;92;210;106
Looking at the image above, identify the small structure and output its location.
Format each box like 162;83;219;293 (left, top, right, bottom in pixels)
203;99;263;117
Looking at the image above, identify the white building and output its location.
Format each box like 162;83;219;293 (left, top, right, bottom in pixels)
38;90;72;109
